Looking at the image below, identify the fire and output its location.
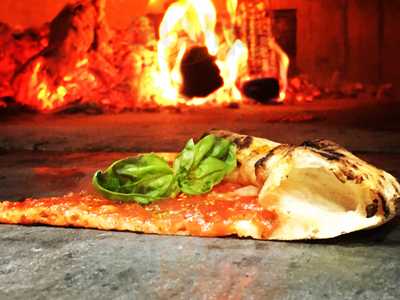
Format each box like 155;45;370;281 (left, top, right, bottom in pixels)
29;62;68;111
5;0;292;112
20;56;99;112
146;0;288;106
270;39;290;102
149;0;246;105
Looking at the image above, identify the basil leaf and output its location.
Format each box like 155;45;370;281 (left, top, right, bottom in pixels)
173;138;196;174
193;134;216;167
92;135;237;204
174;134;237;195
177;157;226;195
92;154;179;204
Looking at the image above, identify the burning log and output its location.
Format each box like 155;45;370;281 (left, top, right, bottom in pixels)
0;0;348;111
0;22;47;99
11;0;112;112
241;77;280;103
180;46;224;98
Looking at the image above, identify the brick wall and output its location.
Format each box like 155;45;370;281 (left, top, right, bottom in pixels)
269;0;400;95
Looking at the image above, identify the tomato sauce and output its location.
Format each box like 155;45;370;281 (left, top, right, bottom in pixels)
1;182;278;239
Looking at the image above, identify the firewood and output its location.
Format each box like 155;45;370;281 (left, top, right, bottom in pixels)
180;46;223;98
11;0;110;111
0;22;46;98
241;77;280;103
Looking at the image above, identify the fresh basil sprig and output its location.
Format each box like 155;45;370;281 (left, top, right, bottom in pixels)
93;154;179;204
92;135;237;204
174;135;236;195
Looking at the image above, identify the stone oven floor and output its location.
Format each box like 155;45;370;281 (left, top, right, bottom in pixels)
0;98;399;299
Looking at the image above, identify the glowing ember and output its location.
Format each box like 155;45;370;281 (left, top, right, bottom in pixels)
31;62;67;111
0;0;293;112
144;0;248;105
140;0;291;106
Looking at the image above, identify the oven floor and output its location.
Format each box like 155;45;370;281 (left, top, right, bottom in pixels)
0;98;399;299
1;99;399;153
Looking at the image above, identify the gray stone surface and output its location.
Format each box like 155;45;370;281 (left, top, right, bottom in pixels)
0;221;399;300
1;99;400;153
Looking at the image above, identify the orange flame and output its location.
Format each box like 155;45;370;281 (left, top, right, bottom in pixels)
145;0;289;105
269;39;290;102
29;62;68;111
21;0;291;112
146;0;249;105
25;56;98;112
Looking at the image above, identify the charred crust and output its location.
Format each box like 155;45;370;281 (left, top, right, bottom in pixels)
344;170;364;184
383;200;390;218
393;183;400;195
301;140;324;149
345;170;355;181
311;149;345;161
395;198;400;214
378;193;391;218
379;175;386;186
301;139;339;150
302;139;345;161
234;136;253;150
366;203;379;218
354;176;364;184
350;163;359;170
254;145;288;171
255;156;268;170
254;153;272;180
332;171;346;184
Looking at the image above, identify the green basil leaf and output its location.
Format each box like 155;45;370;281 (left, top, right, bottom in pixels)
92;135;237;204
92;154;179;204
174;135;237;195
194;157;226;178
224;143;237;174
177;157;226;195
173;138;196;174
209;137;230;158
193;134;216;167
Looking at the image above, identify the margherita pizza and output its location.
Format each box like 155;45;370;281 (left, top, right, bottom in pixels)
0;130;399;240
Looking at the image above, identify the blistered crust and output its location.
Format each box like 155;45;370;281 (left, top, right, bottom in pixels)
211;130;400;240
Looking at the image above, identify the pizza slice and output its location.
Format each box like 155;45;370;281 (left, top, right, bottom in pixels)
0;130;399;240
211;130;400;239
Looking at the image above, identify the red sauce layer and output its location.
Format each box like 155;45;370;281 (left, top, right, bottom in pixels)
1;182;278;239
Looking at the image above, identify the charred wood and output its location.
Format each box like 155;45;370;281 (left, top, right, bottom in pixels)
180;46;223;98
241;78;280;103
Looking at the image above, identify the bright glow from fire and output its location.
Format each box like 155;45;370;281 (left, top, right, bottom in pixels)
270;39;290;103
26;58;100;111
150;0;251;105
148;0;290;106
20;0;291;112
29;62;68;111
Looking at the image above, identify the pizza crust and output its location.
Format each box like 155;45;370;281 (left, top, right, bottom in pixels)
210;130;400;239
